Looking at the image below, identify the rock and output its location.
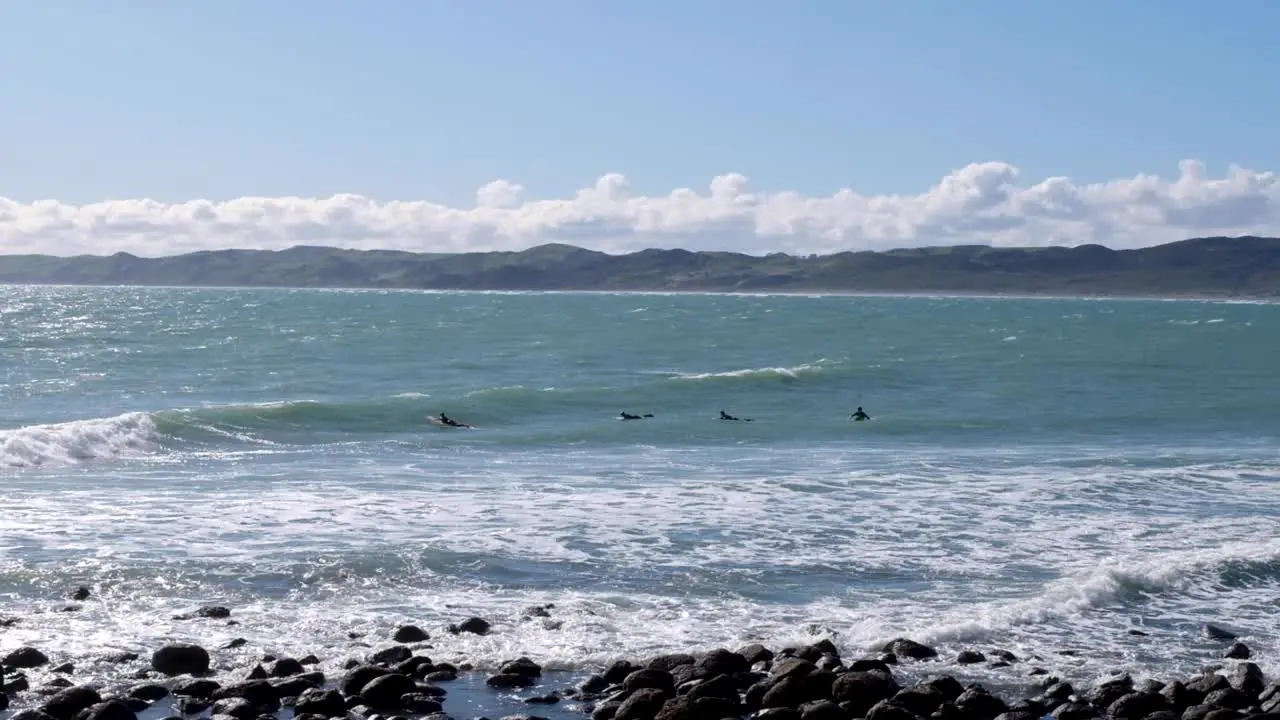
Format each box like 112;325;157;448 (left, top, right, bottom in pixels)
102;652;139;665
244;665;268;681
772;658;816;680
1202;711;1242;720
174;606;231;620
487;673;537;689
604;660;640;685
614;688;666;720
1227;662;1264;697
1202;688;1251;711
798;699;847;720
448;617;491;636
6;675;32;694
696;649;750;677
521;603;554;619
623;668;675;695
500;657;543;677
1187;674;1230;698
1143;712;1180;720
50;663;74;674
392;625;429;643
831;671;901;716
1108;692;1170;720
652;694;739;719
209;697;257;720
995;713;1041;720
762;676;811;709
957;651;987;665
1222;643;1251;660
1204;625;1238;641
81;700;137;720
4;647;50;668
174;698;210;715
369;646;413;666
524;693;560;704
70;587;91;601
399;693;443;714
41;686;103;720
293;688;346;717
213;680;279;707
128;685;169;702
1051;702;1100;720
269;658;305;678
591;699;623;720
881;638;937;660
270;677;316;699
646;654;695;672
893;685;948;716
955;686;1008;720
11;712;57;720
866;699;919;720
150;644;210;676
356;673;417;710
173;679;221;699
754;710;803;720
737;644;775;666
425;670;457;683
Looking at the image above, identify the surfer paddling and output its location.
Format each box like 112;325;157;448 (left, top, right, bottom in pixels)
850;406;871;421
435;412;472;428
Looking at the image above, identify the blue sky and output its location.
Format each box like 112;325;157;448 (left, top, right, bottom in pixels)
1;1;1278;256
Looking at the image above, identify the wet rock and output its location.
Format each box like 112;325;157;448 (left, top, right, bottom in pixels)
881;638;938;660
151;644;210;676
957;651;987;665
1201;711;1242;720
292;688;346;717
797;699;846;720
425;670;457;683
955;685;1008;720
128;685;170;703
696;649;750;678
448;617;491;636
1222;643;1250;660
214;680;279;708
866;699;918;720
995;713;1041;720
523;693;560;704
70;587;91;601
1187;674;1230;698
0;696;8;714
1161;681;1193;711
298;654;320;665
652;694;738;719
848;658;892;674
614;688;666;720
1143;712;1180;720
1227;662;1264;697
603;660;640;685
1204;625;1238;641
831;670;901;716
174;698;210;715
81;699;137;720
209;697;257;720
399;693;443;713
357;673;417;710
5;647;50;669
174;606;231;621
11;712;57;720
622;668;675;695
368;647;412;666
392;626;429;643
41;686;102;720
173;679;221;699
486;673;537;690
1108;692;1171;720
646;654;695;672
102;652;139;665
1051;702;1100;720
762;676;812;709
270;677;316;699
737;644;775;666
269;658;304;678
521;603;554;619
754;710;803;720
772;658;816;680
1093;676;1137;708
500;657;543;677
894;685;948;716
243;665;268;681
50;663;74;674
1202;688;1251;711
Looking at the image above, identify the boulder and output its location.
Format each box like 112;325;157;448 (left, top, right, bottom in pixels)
392;625;429;643
150;644;210;676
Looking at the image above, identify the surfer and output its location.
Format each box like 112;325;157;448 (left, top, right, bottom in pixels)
438;412;471;428
719;410;752;421
619;411;653;420
850;406;871;421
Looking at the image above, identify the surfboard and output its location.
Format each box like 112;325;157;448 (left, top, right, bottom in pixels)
426;416;474;429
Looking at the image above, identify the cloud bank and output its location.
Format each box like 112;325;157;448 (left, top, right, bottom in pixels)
1;160;1277;257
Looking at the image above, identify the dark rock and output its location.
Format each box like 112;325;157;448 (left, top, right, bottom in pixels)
128;685;169;702
425;670;457;683
81;700;137;720
995;713;1041;720
524;693;560;704
614;688;666;720
293;688;346;717
220;638;247;649
754;710;803;720
1142;712;1180;720
1187;675;1231;698
591;700;623;720
668;664;705;688
358;674;417;710
1094;676;1137;708
243;665;268;681
763;676;811;709
622;668;675;695
957;651;987;665
1223;643;1251;660
831;671;901;716
772;658;816;680
486;674;537;689
738;644;775;666
1202;711;1242;720
651;694;738;719
1203;688;1251;711
1162;682;1193;711
214;680;279;707
11;712;57;720
866;699;919;720
394;656;433;677
1227;663;1264;697
604;660;639;685
848;659;892;674
881;638;937;660
581;674;610;694
894;685;947;716
173;679;221;699
399;693;442;713
955;686;1008;720
448;617;491;636
521;603;554;619
174;697;210;715
683;673;740;702
798;699;847;720
1204;625;1238;641
42;677;74;691
269;677;315;699
1129;629;1150;636
42;686;103;720
269;658;304;678
174;606;231;620
697;649;750;677
1051;702;1100;720
392;626;429;643
51;663;74;674
369;646;413;666
70;587;92;601
1108;693;1170;720
102;652;139;665
500;657;543;677
646;654;695;672
923;678;965;703
5;647;50;668
151;644;210;676
209;697;256;720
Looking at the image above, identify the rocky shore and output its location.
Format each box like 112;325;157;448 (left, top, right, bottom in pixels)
1;598;1274;720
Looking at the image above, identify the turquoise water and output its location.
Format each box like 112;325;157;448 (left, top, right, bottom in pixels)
2;286;1278;707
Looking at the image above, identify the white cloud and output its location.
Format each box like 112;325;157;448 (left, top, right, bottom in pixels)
1;160;1277;257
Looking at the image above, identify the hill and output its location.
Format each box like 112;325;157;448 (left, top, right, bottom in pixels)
0;236;1277;298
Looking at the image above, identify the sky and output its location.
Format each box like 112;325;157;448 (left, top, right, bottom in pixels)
1;1;1278;257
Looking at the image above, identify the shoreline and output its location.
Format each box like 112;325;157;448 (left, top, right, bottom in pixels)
2;603;1273;720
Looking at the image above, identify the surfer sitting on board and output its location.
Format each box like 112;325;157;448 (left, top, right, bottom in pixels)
720;410;752;421
438;412;471;428
850;406;871;421
620;411;653;420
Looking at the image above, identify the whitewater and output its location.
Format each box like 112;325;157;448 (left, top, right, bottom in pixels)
1;285;1278;712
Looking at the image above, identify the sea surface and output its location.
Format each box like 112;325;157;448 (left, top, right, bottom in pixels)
2;286;1278;714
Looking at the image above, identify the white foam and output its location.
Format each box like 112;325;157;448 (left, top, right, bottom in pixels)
672;360;831;381
0;412;159;468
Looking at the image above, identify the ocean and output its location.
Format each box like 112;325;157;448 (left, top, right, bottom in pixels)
2;285;1278;717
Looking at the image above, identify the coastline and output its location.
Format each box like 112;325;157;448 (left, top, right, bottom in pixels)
2;600;1274;720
